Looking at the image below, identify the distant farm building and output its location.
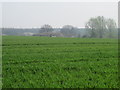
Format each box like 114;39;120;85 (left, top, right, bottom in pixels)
24;32;34;36
33;32;64;37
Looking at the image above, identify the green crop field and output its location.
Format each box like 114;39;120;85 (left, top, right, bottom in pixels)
2;36;118;88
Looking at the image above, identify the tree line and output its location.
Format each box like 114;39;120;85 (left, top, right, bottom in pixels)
2;16;118;38
38;16;117;38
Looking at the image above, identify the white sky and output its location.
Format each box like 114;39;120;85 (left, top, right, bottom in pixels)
1;2;118;28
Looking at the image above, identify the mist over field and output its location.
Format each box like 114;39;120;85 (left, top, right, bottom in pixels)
2;2;118;38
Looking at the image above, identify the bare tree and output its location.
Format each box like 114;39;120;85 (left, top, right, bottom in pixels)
60;25;77;37
39;24;53;33
85;16;106;38
85;16;117;38
106;19;117;38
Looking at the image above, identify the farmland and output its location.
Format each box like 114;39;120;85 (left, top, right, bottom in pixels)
2;36;118;88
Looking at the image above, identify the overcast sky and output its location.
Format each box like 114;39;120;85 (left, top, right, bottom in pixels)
2;2;118;28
